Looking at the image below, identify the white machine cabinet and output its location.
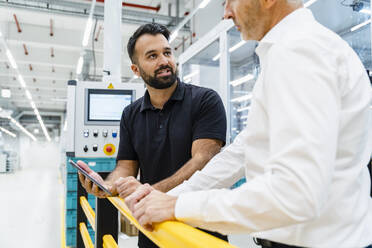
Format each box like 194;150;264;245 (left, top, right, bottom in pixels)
66;81;145;158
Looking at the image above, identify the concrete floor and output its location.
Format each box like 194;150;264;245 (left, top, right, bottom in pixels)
0;165;63;248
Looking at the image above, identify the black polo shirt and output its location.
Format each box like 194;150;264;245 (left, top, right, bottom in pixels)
116;80;226;185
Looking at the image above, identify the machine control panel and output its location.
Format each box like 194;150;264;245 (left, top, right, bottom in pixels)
68;81;145;158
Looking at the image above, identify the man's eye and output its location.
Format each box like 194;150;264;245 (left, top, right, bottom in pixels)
149;54;156;59
164;52;171;56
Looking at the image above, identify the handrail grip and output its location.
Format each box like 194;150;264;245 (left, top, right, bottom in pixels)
79;222;94;248
107;197;236;248
102;235;118;248
80;196;96;231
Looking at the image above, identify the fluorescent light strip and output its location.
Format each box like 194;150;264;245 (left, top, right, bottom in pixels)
212;53;221;61
9;116;37;141
76;56;84;75
304;0;318;8
237;106;251;112
82;0;96;47
229;40;246;53
350;19;371;32
230;74;254;87
0;126;16;138
199;0;211;9
18;75;26;88
183;71;199;81
231;94;252;103
25;90;32;100
6;49;17;69
169;30;179;43
0;30;2;37
0;27;50;142
212;40;246;61
360;9;371;15
63;119;67;132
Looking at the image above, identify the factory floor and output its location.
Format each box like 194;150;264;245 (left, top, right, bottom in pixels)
0;146;258;248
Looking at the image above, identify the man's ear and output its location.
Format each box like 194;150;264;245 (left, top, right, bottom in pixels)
131;64;141;77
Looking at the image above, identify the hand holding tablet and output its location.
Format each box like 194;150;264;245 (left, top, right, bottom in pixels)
69;160;113;196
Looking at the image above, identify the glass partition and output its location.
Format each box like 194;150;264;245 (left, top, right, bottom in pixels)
227;27;260;142
181;39;220;93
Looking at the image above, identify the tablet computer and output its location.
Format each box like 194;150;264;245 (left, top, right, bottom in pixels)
69;160;112;196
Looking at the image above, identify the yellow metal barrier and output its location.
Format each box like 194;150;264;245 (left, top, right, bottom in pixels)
102;235;118;248
79;222;94;248
108;197;236;248
80;196;96;231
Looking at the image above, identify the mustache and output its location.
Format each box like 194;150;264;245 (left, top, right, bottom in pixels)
154;65;173;75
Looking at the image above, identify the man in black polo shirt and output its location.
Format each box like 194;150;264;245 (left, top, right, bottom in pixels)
78;23;227;247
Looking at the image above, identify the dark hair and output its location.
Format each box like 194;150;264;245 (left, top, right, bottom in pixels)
127;23;170;64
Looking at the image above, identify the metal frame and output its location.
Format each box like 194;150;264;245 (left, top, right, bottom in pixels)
0;0;188;28
178;19;235;144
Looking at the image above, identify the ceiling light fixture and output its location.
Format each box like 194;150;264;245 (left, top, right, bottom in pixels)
199;0;212;9
237;106;251;112
82;0;96;47
230;74;254;87
231;94;253;103
8;116;37;141
0;126;16;138
76;56;84;75
18;74;27;88
304;0;318;8
350;19;371;32
1;89;11;98
6;49;17;69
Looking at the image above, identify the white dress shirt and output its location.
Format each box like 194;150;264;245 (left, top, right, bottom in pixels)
169;8;372;248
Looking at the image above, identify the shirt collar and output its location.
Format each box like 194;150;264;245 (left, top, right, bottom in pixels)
256;8;315;57
140;79;185;112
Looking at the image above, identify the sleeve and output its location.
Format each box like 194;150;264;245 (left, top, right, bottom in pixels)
167;129;247;196
116;110;138;161
192;89;227;144
174;42;340;234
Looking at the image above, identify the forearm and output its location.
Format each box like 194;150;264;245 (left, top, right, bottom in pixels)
153;140;222;192
152;156;205;192
105;160;138;184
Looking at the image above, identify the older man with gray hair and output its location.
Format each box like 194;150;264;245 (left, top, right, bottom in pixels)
126;0;372;247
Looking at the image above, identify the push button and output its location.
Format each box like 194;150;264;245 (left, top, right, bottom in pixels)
102;130;108;138
83;130;89;138
83;145;88;152
93;144;98;152
112;131;117;138
93;130;98;137
106;146;112;153
103;144;116;156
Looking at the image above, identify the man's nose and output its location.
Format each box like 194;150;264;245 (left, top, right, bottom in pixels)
158;54;169;66
223;3;233;20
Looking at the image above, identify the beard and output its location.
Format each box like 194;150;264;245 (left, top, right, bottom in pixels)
139;65;178;89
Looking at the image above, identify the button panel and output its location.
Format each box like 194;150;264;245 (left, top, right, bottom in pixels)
80;128;119;157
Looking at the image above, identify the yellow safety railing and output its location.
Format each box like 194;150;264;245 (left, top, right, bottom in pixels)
108;197;236;248
74;176;235;248
79;223;94;248
102;235;118;248
80;196;96;231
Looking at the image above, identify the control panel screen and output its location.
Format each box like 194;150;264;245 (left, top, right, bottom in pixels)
87;89;133;122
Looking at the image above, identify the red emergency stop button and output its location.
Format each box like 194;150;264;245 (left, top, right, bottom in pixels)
103;143;115;156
